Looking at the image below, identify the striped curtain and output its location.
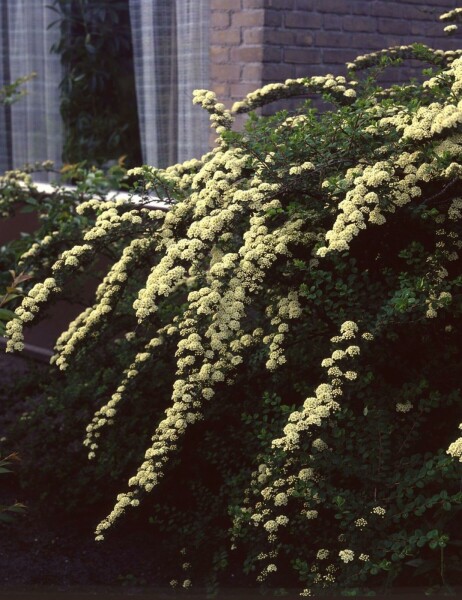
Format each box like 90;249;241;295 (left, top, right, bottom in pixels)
128;0;210;168
0;0;62;177
0;1;210;174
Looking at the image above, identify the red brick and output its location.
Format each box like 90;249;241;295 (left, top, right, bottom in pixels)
210;28;241;45
314;31;353;47
323;14;343;30
348;32;393;49
370;1;428;21
230;46;264;63
263;62;295;81
410;21;444;37
285;11;322;29
211;11;231;29
265;9;283;27
310;63;346;76
232;10;264;27
242;0;265;7
242;63;263;81
243;27;265;44
211;0;242;9
323;48;358;64
313;0;352;14
264;29;297;45
263;46;283;62
295;0;314;8
343;16;376;32
295;63;334;77
209;46;230;64
284;47;322;64
314;0;370;14
294;31;315;45
231;82;261;99
210;83;230;98
211;63;242;82
427;37;461;51
268;0;295;8
403;0;453;4
378;18;413;36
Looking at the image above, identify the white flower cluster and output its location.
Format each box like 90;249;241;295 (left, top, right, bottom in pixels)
440;8;462;22
263;291;303;370
395;400;413;413
232;75;357;114
5;200;155;353
317;154;426;256
317;56;462;259
84;335;165;457
192;89;233;135
272;321;366;452
5;278;61;351
338;549;355;563
371;506;386;516
447;423;462;462
354;517;368;529
347;45;461;73
54;237;157;371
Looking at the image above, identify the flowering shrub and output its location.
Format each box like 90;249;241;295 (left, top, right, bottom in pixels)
0;454;25;524
2;10;462;595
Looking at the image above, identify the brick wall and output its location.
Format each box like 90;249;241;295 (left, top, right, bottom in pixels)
209;0;460;115
210;0;266;111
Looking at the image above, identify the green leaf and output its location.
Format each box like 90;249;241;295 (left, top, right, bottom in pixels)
0;308;17;321
0;513;14;523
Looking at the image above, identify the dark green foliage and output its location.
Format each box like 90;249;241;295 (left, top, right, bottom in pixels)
48;0;141;166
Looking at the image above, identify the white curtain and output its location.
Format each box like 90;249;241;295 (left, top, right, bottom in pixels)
0;0;62;177
129;0;210;168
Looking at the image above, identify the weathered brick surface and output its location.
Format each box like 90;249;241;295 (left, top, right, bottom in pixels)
210;63;242;81
212;11;231;29
284;47;322;64
264;29;297;45
209;1;265;111
243;0;266;7
343;16;376;33
322;14;343;30
210;45;230;64
322;48;358;64
263;62;295;81
230;45;264;63
232;10;265;27
265;9;284;27
285;11;322;29
243;27;265;45
263;46;283;62
378;18;415;36
268;0;296;8
209;0;461;123
242;63;264;81
210;0;242;10
210;28;241;46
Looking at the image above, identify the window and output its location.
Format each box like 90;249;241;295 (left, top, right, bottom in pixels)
0;0;210;174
